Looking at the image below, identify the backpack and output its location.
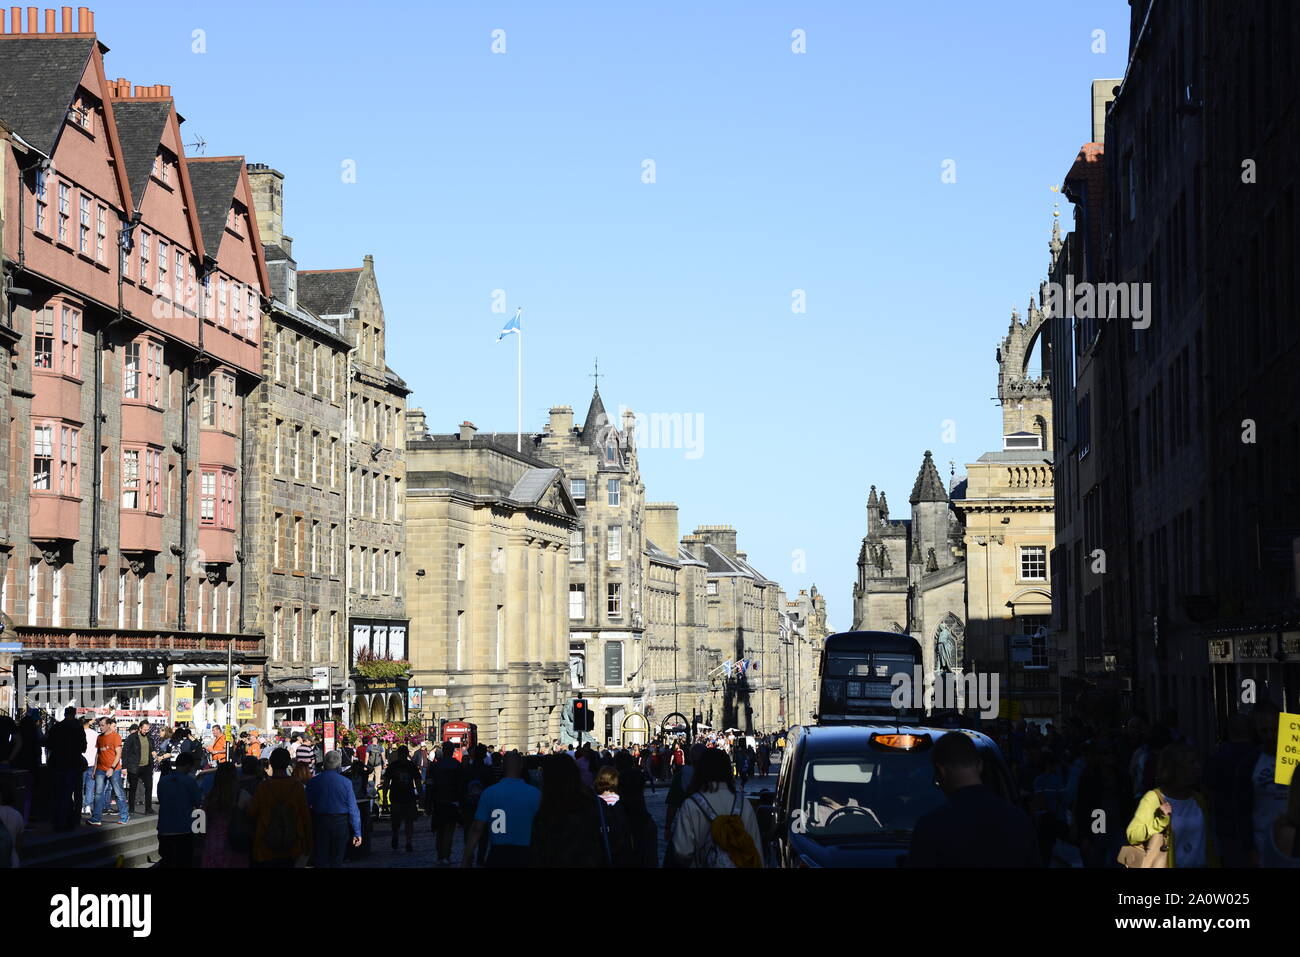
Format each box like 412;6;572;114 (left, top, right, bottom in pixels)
368;746;383;768
689;790;761;868
263;798;299;857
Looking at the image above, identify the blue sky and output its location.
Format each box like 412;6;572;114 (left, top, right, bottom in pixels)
90;0;1130;627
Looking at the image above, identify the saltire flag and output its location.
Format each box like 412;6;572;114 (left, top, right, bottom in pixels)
497;309;521;341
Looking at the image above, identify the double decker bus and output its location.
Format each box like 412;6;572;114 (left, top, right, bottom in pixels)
816;631;924;724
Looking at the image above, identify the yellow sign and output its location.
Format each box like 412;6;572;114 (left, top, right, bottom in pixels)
1275;712;1300;785
173;686;194;723
237;687;255;722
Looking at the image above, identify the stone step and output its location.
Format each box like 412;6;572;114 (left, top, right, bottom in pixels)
23;817;161;869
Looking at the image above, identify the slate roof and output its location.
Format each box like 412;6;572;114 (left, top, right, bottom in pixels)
508;467;562;505
975;450;1055;465
578;388;612;451
298;269;361;316
909;450;949;504
111;100;170;208
0;37;92;153
262;242;294;264
645;539;678;564
185;159;243;261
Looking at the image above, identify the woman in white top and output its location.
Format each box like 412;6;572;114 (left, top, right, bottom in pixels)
669;748;764;867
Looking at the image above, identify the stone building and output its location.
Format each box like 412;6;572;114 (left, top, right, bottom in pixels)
403;411;577;748
951;300;1056;720
245;163;351;727
298;257;409;725
1048;1;1300;739
851;454;967;700
852;278;1055;720
682;525;786;733
639;502;709;732
784;586;829;726
534;390;648;745
0;11;265;727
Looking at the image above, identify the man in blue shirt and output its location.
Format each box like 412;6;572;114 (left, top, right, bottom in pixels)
156;751;203;868
462;750;540;868
305;750;362;867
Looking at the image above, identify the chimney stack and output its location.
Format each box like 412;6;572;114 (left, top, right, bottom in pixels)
459;421;478;442
246;163;286;248
645;503;679;555
405;408;428;444
693;525;738;560
547;405;574;434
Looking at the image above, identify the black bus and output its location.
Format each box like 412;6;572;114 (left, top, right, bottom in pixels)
816;630;924;723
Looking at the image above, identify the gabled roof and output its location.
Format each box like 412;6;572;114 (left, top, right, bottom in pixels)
909;450;949;504
184;157;243;258
0;36;92;153
111;99;170;208
298;269;361;316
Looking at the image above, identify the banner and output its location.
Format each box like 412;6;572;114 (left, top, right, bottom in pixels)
173;686;194;724
1276;712;1300;785
236;686;254;722
323;721;336;754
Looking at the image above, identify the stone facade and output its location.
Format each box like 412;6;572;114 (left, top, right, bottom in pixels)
298;258;409;725
854;275;1056;719
245;164;350;726
682;526;786;733
534;393;648;745
784;586;829;726
403;412;576;749
639;502;710;732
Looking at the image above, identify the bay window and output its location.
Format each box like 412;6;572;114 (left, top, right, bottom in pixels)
32;425;53;490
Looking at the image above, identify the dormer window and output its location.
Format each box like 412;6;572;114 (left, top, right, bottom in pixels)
152;152;171;186
68;94;94;133
1003;432;1042;451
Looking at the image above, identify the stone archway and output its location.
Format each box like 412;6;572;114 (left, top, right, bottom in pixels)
370;695;388;724
354;696;370;725
387;692;405;724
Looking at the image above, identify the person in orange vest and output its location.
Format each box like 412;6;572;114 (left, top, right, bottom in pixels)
248;732;262;760
211;726;228;764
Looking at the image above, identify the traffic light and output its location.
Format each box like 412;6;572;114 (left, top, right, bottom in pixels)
572;698;593;732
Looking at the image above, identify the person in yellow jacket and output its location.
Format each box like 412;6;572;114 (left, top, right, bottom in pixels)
1125;742;1218;867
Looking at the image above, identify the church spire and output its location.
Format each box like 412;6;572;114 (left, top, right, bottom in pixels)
909;450;948;504
867;485;878;508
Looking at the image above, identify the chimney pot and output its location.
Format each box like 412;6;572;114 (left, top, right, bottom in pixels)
27;7;37;32
10;8;19;33
44;8;54;32
61;4;70;31
75;4;86;31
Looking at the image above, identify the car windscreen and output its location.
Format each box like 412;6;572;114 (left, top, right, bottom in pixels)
796;752;944;842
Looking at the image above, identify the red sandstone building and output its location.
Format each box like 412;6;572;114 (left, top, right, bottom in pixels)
0;7;266;725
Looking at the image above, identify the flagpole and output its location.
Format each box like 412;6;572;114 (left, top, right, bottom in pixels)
516;308;522;452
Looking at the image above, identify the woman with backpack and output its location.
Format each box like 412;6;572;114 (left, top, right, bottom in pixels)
200;763;252;868
668;748;763;868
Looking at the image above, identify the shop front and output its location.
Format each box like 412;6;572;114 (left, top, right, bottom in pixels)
348;617;410;724
17;655;169;720
1209;631;1300;728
